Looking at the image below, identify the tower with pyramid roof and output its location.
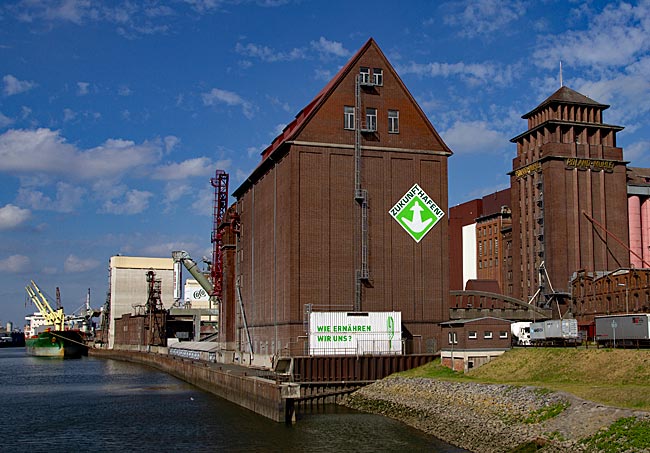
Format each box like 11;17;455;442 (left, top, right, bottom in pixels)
509;86;629;305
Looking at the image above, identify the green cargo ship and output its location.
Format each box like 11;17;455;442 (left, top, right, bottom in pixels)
25;330;87;359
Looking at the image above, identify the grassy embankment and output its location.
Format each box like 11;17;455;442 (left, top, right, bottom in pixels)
396;348;650;410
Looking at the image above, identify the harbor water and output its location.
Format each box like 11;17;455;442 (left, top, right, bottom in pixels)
0;348;466;452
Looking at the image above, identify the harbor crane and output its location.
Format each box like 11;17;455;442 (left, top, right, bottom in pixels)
25;280;65;331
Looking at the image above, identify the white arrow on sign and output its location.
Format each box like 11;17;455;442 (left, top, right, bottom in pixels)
402;200;433;233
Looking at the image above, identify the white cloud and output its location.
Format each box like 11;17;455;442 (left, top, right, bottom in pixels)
162;182;192;212
247;144;265;158
140;240;198;257
0;254;30;273
77;81;90;95
13;1;172;38
0;111;13;128
266;95;291;112
152;157;213;180
63;108;77;122
533;2;650;70
441;120;507;155
0;128;162;180
397;61;515;87
64;254;101;273
102;189;152;214
202;88;255;119
0;204;31;229
3;74;36;96
183;0;221;13
164;135;180;153
625;140;650;166
17;182;86;213
235;42;306;62
441;0;527;38
191;187;214;216
310;37;350;58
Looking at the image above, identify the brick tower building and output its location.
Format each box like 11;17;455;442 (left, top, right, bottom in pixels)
509;86;629;303
232;38;452;360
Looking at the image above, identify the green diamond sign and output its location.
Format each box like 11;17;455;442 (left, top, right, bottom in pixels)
389;183;445;243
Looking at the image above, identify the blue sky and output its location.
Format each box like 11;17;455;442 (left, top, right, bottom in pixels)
1;0;650;327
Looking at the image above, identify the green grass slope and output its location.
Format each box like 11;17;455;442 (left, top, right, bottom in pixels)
397;348;650;410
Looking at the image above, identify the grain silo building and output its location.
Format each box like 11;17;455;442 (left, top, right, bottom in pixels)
232;38;452;362
509;86;629;303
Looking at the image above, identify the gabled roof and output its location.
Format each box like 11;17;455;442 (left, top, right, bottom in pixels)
522;86;608;119
233;37;451;198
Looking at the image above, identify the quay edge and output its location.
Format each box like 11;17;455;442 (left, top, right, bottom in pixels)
90;347;300;423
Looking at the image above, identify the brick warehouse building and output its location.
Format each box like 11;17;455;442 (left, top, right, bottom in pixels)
231;38;452;361
509;86;630;303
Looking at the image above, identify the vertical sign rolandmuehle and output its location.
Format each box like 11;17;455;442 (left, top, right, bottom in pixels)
389;183;444;243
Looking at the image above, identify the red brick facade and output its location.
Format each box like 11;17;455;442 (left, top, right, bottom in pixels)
510;87;629;301
232;39;451;357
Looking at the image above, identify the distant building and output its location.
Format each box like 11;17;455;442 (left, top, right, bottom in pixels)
448;189;511;294
107;256;174;349
230;38;452;364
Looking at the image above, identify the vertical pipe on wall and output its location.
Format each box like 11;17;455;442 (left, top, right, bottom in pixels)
274;164;278;356
629;195;642;267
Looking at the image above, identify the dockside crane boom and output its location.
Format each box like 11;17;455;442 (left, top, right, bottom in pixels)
172;250;215;297
25;280;65;330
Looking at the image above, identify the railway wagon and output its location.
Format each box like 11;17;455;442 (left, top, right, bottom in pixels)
595;314;650;347
530;319;579;346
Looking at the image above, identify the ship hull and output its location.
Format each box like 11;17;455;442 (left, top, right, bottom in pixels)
25;331;87;359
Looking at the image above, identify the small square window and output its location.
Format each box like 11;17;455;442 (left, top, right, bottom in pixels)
448;332;458;344
484;331;493;339
468;331;477;339
499;331;508;339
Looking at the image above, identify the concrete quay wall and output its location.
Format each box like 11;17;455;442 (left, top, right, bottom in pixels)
90;348;297;422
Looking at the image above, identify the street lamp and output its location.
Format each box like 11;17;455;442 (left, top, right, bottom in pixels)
617;283;629;314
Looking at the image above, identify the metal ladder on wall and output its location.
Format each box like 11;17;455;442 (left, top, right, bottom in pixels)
354;75;369;311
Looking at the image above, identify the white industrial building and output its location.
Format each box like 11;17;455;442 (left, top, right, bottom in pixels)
108;256;174;349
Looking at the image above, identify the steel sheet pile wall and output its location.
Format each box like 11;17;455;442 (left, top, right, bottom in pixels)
309;312;402;355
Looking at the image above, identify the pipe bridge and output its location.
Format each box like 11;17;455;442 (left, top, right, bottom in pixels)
449;290;551;321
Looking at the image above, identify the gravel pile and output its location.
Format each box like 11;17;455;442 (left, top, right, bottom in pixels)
340;377;648;452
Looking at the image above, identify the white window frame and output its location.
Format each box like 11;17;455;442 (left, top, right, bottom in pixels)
360;67;370;84
448;332;458;344
499;331;509;339
373;68;383;86
484;331;493;339
344;106;355;130
388;109;399;133
468;331;477;340
365;108;377;132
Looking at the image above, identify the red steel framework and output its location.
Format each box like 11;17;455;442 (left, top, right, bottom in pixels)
210;170;229;300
